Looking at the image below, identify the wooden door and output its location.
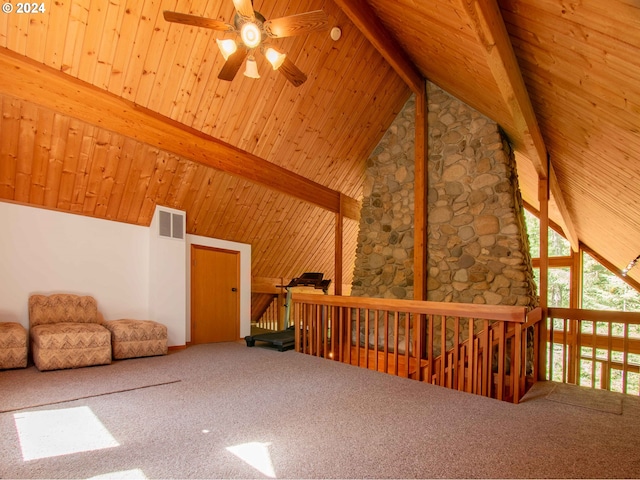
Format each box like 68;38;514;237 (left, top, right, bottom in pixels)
191;245;240;344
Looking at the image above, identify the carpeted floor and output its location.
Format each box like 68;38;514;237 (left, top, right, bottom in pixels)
1;342;639;479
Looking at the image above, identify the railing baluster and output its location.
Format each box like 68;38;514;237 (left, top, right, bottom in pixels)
426;314;433;384
562;317;568;384
374;310;379;373
393;311;400;377
482;319;490;397
452;317;460;391
623;323;629;394
384;310;389;374
364;308;370;370
590;320;596;388
513;323;523;403
440;315;446;387
467;317;474;394
497;322;505;401
414;313;423;381
404;311;410;379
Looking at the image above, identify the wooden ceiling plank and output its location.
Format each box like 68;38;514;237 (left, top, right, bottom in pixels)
116;142;148;221
187;171;228;236
44;114;71;209
76;2;106;82
93;0;128;90
182;164;217;221
4;3;29;55
131;0;179;106
60;0;90;77
120;0;165;100
0;97;20;199
0;47;359;219
15;102;37;202
56;118;86;211
332;0;424;95
94;134;125;218
29;108;55;205
199;174;242;238
141;150;178;221
502;0;640;38
69;123;95;214
146;152;181;215
129;147;162;224
24;1;49;62
106;0;146;96
81;129;112;215
457;0;579;252
105;137;137;221
147;0;214;116
520;64;640;148
170;0;230;125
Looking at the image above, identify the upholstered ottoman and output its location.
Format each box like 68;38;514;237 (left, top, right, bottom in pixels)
31;323;112;371
105;320;168;360
0;322;28;370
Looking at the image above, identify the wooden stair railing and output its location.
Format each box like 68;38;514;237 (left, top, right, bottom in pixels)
252;293;281;331
292;293;543;403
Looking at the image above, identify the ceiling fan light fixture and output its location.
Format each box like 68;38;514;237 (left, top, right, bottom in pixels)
216;38;238;60
265;48;286;70
240;22;262;48
244;56;260;78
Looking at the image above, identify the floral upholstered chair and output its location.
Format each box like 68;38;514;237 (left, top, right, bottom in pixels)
29;294;112;371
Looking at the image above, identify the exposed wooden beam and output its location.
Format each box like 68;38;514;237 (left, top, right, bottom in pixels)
332;0;425;95
414;91;428;301
0;47;360;220
457;0;579;251
549;164;580;252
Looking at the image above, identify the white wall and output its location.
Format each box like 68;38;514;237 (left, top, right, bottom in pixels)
0;201;253;346
0;202;149;327
149;207;187;347
186;234;252;341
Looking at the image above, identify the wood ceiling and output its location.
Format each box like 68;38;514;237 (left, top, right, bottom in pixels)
0;0;638;289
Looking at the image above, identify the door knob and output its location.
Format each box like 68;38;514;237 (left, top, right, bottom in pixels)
231;287;238;292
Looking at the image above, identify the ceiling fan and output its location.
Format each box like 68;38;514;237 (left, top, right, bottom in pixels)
163;0;329;87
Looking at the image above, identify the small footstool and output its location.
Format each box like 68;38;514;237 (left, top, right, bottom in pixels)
0;322;28;369
105;319;168;360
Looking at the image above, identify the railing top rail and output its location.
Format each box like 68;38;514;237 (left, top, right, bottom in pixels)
548;307;640;324
292;293;528;323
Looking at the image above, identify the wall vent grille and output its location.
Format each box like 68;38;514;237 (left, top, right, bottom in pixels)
159;210;185;240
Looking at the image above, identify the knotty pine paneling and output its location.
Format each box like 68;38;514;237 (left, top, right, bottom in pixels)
1;0;640;287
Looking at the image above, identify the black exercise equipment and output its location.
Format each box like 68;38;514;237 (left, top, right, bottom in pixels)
245;272;331;351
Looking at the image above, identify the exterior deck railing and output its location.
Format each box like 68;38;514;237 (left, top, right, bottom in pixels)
292;293;543;403
547;308;640;395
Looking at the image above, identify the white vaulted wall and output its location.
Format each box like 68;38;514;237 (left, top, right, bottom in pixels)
0;201;149;326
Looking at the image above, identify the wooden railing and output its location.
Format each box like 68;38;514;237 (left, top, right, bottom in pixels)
254;295;281;331
547;308;640;395
292;294;543;403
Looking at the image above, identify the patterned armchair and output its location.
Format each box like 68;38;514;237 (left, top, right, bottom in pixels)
29;294;112;371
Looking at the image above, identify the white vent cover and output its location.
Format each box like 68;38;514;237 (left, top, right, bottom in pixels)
158;210;184;240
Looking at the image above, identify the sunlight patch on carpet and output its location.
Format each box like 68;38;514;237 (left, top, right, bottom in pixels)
88;469;148;479
14;406;119;461
226;441;276;478
546;383;623;414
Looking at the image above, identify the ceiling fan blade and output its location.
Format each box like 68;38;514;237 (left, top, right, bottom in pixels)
232;0;255;20
277;56;307;87
163;11;234;31
218;48;248;81
264;10;328;38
